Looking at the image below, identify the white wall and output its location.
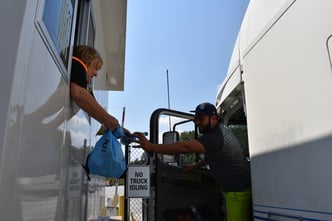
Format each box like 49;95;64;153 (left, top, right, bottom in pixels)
0;1;26;176
0;1;109;220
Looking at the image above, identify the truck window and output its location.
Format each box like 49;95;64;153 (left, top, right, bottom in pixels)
228;124;249;159
159;116;200;167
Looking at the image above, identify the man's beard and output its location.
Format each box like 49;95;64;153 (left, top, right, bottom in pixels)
199;120;212;133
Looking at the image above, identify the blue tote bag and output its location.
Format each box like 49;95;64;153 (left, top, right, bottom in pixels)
83;126;126;180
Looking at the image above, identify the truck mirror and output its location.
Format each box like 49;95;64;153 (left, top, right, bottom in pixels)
162;131;179;144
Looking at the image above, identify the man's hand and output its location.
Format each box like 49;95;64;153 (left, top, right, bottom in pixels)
133;132;154;152
122;127;132;136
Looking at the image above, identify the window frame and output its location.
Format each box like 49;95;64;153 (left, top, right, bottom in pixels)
35;0;78;81
74;0;95;47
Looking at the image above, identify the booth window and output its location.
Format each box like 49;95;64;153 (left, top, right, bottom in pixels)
35;0;77;80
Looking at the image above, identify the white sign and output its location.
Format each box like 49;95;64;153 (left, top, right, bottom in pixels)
127;166;150;198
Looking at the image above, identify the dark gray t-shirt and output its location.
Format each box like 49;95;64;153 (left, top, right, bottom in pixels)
197;124;251;192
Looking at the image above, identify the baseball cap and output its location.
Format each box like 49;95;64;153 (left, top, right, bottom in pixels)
191;102;217;116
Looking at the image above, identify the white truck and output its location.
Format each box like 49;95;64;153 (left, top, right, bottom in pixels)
138;1;332;220
216;0;332;220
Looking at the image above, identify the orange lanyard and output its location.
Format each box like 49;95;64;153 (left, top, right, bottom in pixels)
72;56;88;72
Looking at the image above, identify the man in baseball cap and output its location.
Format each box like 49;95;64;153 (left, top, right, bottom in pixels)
191;102;218;133
133;102;252;221
191;102;217;116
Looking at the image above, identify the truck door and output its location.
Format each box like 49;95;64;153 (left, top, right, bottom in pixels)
147;108;224;221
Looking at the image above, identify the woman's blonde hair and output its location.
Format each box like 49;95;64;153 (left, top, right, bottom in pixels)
73;45;103;70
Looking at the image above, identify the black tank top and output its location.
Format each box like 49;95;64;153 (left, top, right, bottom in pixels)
197;124;251;192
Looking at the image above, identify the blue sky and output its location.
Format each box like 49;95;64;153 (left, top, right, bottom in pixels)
109;0;249;134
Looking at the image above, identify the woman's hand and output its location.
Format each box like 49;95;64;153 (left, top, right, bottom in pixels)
104;115;119;131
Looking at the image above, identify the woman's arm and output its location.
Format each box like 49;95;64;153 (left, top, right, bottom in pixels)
70;82;118;130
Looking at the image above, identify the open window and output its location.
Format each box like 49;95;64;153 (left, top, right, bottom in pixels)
74;0;95;46
218;83;249;159
150;109;201;167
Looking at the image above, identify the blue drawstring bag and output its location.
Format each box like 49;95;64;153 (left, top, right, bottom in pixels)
83;126;126;180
